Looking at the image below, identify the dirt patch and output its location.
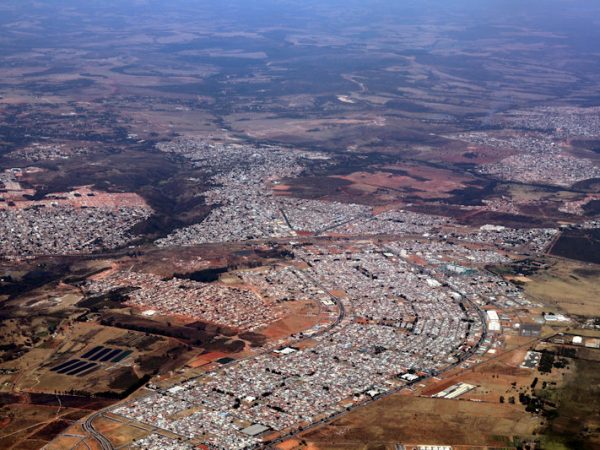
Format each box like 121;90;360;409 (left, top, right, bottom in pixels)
301;395;538;448
550;228;600;264
99;312;245;352
29;419;71;440
523;258;600;317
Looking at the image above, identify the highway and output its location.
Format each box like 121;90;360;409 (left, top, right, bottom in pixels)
82;411;114;450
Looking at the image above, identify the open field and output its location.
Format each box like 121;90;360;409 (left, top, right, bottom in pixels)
0;395;114;450
536;353;600;449
0;320;188;397
334;162;482;203
298;395;538;449
550;229;600;265
521;258;600;317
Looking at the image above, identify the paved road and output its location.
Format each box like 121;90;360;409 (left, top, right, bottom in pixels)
82;411;114;450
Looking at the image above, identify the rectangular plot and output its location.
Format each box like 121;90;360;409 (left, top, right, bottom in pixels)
81;346;104;359
51;360;80;372
111;350;132;363
57;360;86;374
100;348;122;362
88;347;112;361
66;362;97;376
77;365;99;377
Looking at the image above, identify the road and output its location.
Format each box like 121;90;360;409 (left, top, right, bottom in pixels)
66;251;350;450
82;411;114;450
85;239;489;449
67;235;534;450
266;245;490;448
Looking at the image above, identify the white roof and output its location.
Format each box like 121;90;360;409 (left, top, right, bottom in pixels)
486;310;499;321
241;424;269;436
488;321;502;331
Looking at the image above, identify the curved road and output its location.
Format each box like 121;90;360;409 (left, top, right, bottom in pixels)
75;238;490;450
266;245;490;448
82;411;114;450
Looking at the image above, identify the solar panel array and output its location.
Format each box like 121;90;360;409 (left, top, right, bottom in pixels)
80;345;132;362
50;346;132;377
50;359;98;377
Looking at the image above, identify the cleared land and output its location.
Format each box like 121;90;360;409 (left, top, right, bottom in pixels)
298;395;538;449
522;259;600;317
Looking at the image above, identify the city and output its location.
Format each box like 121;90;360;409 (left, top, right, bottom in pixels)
1;2;600;449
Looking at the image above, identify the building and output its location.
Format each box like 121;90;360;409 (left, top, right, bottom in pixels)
241;424;269;437
520;323;542;337
487;310;501;332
